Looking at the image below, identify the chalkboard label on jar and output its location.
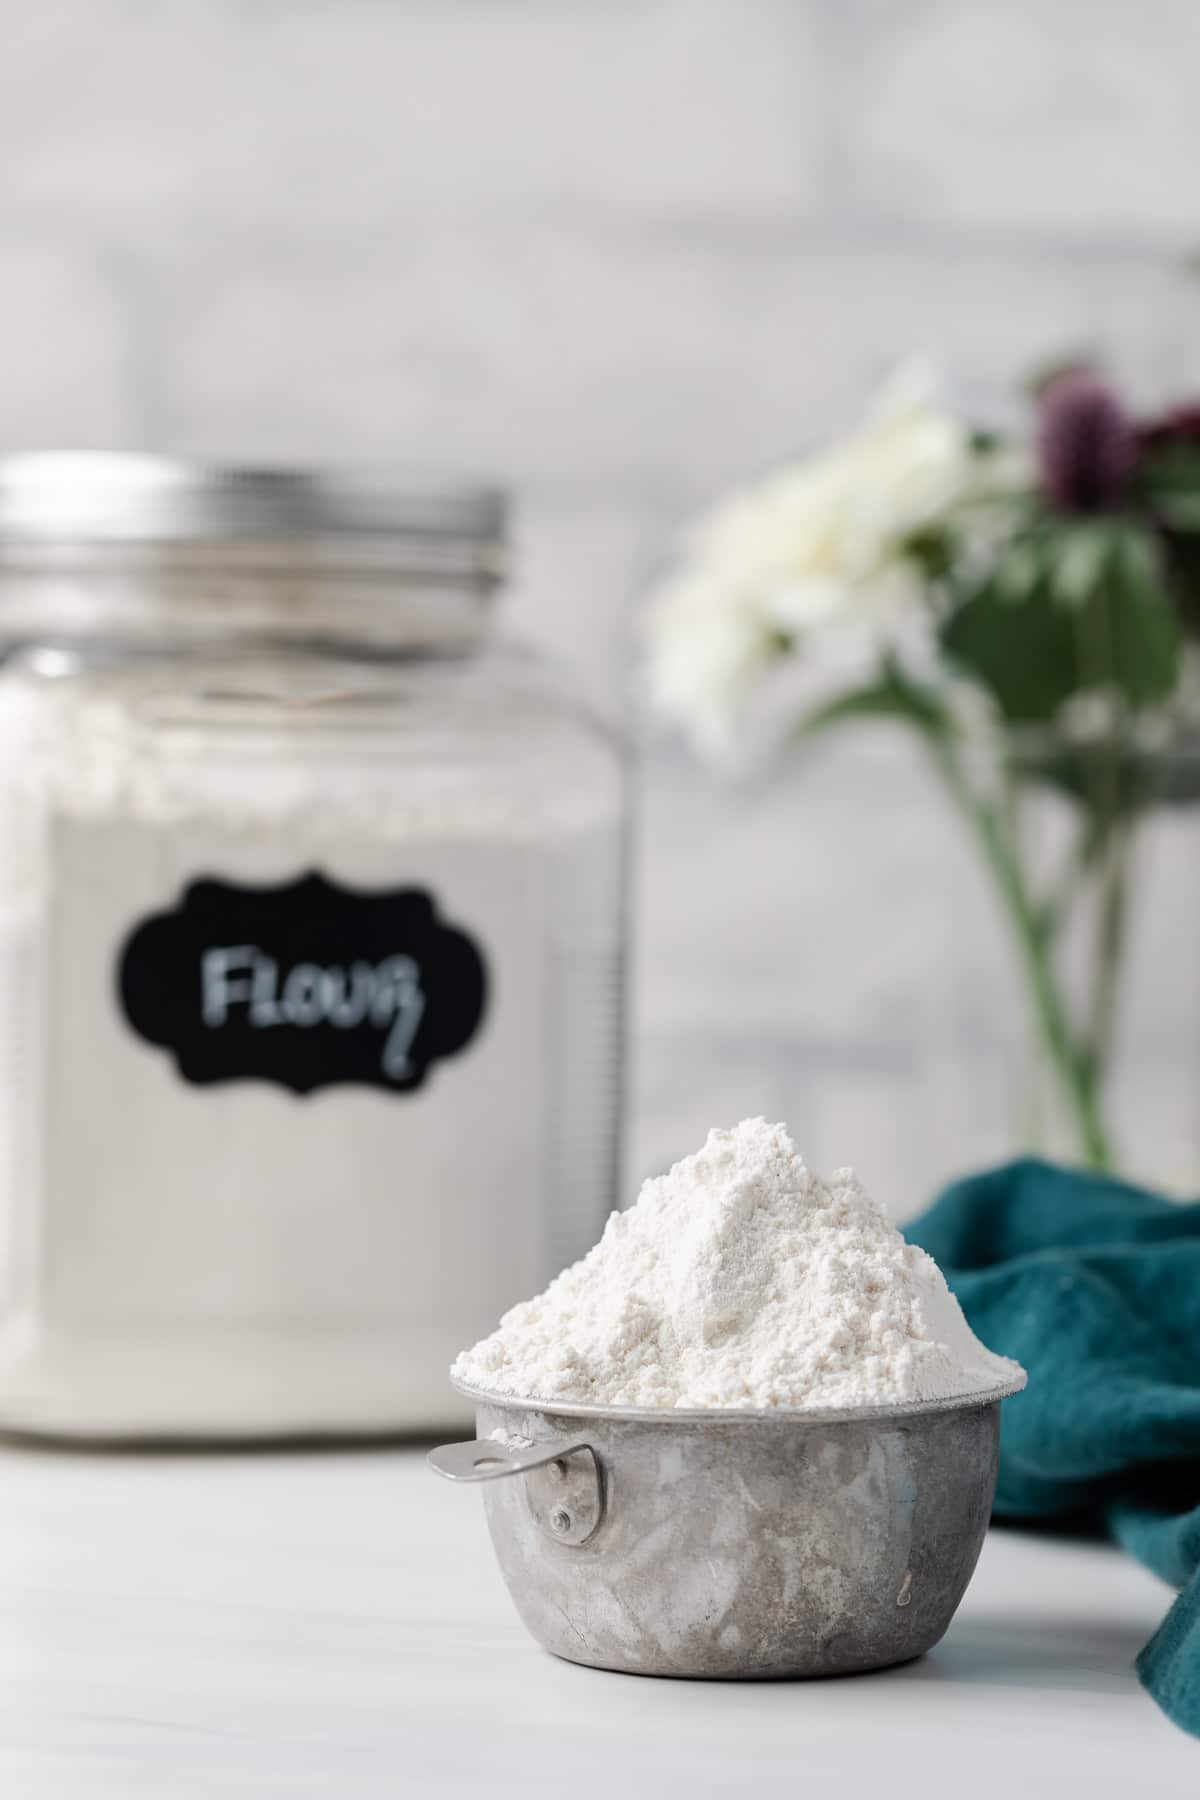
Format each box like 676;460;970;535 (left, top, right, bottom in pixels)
116;873;488;1096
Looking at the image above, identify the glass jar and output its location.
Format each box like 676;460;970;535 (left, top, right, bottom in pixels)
0;456;626;1438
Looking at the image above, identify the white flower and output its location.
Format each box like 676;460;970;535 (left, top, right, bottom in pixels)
644;361;973;757
643;569;779;758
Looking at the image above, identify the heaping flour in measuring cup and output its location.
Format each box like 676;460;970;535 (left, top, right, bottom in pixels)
454;1118;1022;1410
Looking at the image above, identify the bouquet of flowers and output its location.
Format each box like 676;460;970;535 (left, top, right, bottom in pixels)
645;363;1200;1172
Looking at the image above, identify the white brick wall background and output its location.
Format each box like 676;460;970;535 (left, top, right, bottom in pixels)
2;0;1199;1213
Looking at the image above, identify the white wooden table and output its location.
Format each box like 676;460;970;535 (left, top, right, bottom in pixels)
0;1444;1192;1796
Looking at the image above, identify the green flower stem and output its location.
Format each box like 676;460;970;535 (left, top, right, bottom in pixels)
1088;822;1132;1076
921;731;1116;1172
1039;809;1105;943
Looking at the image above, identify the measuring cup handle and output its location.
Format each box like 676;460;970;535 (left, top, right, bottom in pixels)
426;1435;604;1546
426;1436;591;1482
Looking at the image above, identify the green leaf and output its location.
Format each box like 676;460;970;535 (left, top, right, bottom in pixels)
996;540;1043;601
1154;492;1200;532
1050;522;1115;606
1158;533;1200;635
1115;522;1161;588
901;524;958;583
1138;442;1200;532
941;571;1079;722
1098;527;1179;706
940;521;1180;721
790;665;950;747
967;427;1004;454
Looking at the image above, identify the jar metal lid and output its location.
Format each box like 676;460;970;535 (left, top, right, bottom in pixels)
0;453;506;578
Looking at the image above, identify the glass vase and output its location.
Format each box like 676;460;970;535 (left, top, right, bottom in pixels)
937;725;1200;1196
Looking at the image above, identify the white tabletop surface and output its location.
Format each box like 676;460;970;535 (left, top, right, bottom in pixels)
0;1442;1192;1798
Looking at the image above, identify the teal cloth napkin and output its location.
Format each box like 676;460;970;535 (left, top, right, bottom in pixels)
908;1157;1200;1737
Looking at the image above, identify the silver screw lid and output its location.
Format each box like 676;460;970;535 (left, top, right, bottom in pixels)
0;453;506;571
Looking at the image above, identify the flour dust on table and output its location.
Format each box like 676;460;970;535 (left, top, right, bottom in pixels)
454;1118;1020;1410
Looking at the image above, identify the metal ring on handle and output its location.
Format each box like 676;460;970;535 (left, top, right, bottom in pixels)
427;1436;604;1546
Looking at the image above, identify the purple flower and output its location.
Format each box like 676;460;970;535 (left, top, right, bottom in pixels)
1037;372;1136;512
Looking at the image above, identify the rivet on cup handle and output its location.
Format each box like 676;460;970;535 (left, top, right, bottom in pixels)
427;1436;604;1547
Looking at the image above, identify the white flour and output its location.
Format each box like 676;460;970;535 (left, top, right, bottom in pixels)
454;1117;1022;1410
0;653;623;1435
